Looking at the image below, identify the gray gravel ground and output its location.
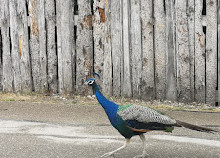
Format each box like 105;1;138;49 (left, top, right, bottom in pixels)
0;101;220;158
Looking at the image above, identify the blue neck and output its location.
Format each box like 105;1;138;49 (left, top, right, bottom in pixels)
92;82;100;93
92;83;119;119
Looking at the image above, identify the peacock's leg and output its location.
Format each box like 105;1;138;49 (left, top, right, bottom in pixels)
134;134;147;158
100;138;130;157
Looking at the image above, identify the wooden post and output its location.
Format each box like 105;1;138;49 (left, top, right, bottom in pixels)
17;0;32;93
206;0;217;104
29;0;48;93
195;0;205;103
8;0;33;93
57;0;74;94
111;0;123;97
9;0;22;92
165;0;177;101
29;0;40;92
102;0;113;96
187;0;195;102
0;24;2;91
45;0;58;93
141;0;155;100
154;0;166;100
130;0;142;98
38;0;48;93
93;0;105;92
56;0;62;93
218;0;220;105
175;0;191;102
122;0;132;97
0;0;13;92
76;0;93;95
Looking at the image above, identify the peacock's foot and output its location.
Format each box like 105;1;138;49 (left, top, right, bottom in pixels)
100;152;115;158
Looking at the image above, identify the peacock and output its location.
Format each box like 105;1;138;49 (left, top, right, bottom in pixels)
86;74;217;158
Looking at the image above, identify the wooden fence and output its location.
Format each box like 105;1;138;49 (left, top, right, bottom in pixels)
0;0;220;105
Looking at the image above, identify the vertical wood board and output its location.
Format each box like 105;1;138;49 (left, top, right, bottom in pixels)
111;0;123;96
29;0;42;92
141;0;155;100
0;0;13;92
102;0;113;96
194;0;206;103
76;0;93;95
38;0;48;93
218;0;220;105
206;0;217;104
130;0;142;98
17;0;32;92
187;0;195;102
0;24;2;91
56;0;64;93
57;0;75;94
165;0;177;101
175;0;191;102
45;0;58;93
93;0;105;92
154;0;167;100
9;0;22;92
122;0;132;97
60;0;74;93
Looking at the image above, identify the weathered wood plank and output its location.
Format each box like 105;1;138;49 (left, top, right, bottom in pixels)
17;0;32;93
130;0;142;98
141;0;154;100
154;0;166;100
102;0;113;96
165;0;177;101
9;0;22;92
56;0;63;93
0;26;2;91
218;0;220;105
29;0;48;93
38;0;48;93
0;0;13;92
76;0;93;95
29;0;40;92
45;0;58;93
206;0;217;104
175;0;191;102
111;0;123;97
194;0;206;103
0;2;3;91
187;0;195;102
57;0;74;93
93;0;105;91
122;0;132;97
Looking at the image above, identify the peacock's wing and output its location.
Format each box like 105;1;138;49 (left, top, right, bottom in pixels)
117;105;176;132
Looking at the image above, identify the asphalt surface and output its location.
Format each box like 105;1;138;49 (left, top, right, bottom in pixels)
0;101;220;158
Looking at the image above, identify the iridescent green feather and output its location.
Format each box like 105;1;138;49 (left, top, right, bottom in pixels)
165;126;174;132
117;104;132;112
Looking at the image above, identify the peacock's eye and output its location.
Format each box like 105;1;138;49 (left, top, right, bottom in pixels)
88;80;94;85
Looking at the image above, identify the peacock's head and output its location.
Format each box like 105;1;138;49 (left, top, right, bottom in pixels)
86;72;100;87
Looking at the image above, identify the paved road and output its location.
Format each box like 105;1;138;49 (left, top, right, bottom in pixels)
0;101;220;158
